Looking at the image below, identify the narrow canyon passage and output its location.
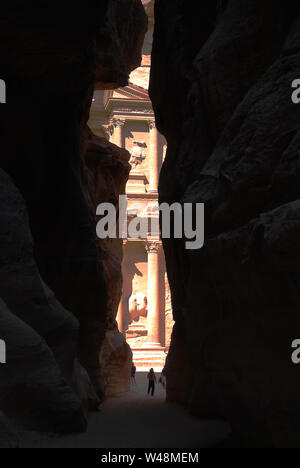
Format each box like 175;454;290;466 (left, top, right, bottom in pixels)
20;373;230;448
2;0;300;449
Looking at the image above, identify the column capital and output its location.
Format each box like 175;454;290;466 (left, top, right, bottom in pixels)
148;119;156;130
110;117;126;128
145;240;160;254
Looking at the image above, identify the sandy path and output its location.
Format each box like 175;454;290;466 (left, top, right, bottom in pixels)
20;372;230;448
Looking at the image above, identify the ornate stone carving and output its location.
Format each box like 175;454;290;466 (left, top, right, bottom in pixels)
114;107;154;115
108;118;126;135
129;141;146;168
145;240;160;253
128;292;148;322
112;118;126;127
148;119;156;130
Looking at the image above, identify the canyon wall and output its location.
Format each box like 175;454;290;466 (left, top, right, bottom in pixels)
0;0;147;442
150;0;300;447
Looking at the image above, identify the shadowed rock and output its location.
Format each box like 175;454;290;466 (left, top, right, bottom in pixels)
0;0;147;441
150;0;300;447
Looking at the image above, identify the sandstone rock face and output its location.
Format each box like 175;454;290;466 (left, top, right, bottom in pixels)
84;131;133;396
99;329;132;397
150;0;300;447
0;0;146;439
95;0;148;88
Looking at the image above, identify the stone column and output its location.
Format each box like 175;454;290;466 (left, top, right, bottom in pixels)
117;296;125;335
148;119;159;192
117;240;128;335
110;118;125;147
145;240;161;347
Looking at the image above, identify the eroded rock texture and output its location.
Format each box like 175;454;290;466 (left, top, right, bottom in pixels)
84;131;132;396
150;0;300;447
0;1;146;441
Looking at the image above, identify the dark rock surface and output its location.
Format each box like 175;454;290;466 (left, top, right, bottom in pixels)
0;170;85;433
0;0;146;440
0;412;19;448
150;0;300;447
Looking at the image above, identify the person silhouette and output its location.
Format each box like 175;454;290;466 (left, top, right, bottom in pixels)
131;362;137;385
147;368;157;396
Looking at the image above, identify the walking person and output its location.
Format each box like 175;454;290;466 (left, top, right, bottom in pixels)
147;368;157;396
131;362;137;386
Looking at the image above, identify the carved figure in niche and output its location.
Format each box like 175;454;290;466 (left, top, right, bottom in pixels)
129;141;146;169
128;292;148;322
